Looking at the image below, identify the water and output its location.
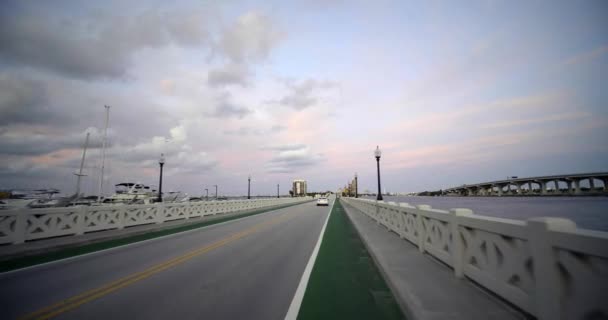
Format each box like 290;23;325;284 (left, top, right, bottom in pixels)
362;196;608;232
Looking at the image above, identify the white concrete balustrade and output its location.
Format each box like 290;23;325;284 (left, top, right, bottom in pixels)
341;197;608;320
0;198;311;245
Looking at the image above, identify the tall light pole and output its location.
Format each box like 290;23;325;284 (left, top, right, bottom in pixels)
158;153;165;203
355;172;358;198
277;184;280;198
205;188;208;201
248;175;251;200
375;146;383;201
214;185;218;199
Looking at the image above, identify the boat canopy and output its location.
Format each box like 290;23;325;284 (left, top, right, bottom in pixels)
115;183;136;187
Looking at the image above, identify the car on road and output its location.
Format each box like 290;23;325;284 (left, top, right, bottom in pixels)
316;197;329;206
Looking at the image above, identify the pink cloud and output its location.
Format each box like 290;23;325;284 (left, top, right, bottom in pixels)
562;45;608;67
480;111;591;129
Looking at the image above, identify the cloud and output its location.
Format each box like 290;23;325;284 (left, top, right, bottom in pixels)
208;93;252;119
386;91;572;136
113;136;174;163
271;78;337;110
169;125;187;142
264;144;325;173
166;151;218;175
261;143;309;151
0;74;50;125
0;127;106;156
0;5;210;79
223;127;261;136
480;112;591;129
270;125;286;132
561;45;608;67
223;124;287;136
217;11;283;63
207;64;250;87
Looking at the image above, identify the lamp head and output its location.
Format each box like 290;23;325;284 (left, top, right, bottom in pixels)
159;153;165;165
374;146;381;159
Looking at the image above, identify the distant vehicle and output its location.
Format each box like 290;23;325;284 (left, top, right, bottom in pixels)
316;197;329;206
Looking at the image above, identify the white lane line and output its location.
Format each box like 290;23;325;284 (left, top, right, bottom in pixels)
284;198;335;320
0;203;306;277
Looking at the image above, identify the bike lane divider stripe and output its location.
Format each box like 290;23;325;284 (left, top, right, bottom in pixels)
284;199;335;320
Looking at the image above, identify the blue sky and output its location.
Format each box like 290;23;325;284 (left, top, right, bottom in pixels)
0;0;607;196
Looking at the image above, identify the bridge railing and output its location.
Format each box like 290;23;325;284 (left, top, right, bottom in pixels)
0;197;311;245
341;197;608;320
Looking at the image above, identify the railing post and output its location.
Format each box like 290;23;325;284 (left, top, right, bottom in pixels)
116;206;125;230
13;210;27;244
156;203;166;224
416;205;431;253
450;208;474;278
527;217;576;320
398;203;410;238
75;206;87;235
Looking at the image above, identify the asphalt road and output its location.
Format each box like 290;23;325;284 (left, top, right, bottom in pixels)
0;199;333;320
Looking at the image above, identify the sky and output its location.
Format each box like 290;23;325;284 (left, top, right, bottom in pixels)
1;0;607;196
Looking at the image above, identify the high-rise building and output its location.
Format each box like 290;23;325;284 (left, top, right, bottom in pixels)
292;179;307;197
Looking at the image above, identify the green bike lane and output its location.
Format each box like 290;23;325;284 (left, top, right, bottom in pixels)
296;199;405;320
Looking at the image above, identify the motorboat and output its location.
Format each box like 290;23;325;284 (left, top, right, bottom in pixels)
162;191;189;203
0;189;74;209
102;183;157;205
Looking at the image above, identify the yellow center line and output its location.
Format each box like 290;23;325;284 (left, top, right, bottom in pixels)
20;212;295;320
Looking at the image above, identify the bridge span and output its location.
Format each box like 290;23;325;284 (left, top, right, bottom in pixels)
443;172;608;196
1;196;606;320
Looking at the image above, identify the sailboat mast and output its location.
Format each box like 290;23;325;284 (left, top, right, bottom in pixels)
74;132;90;196
97;105;110;203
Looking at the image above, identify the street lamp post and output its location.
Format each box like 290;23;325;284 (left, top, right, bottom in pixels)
248;175;251;200
214;185;218;199
375;146;383;201
205;188;208;201
277;184;280;198
158;153;165;203
355;172;358;198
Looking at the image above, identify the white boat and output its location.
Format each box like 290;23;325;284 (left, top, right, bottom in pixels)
0;189;77;209
0;198;36;210
101;183;157;205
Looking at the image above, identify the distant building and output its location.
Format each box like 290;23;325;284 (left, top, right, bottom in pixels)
350;177;357;196
292;179;307;197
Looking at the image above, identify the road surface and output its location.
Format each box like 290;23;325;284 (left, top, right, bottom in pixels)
0;199;332;320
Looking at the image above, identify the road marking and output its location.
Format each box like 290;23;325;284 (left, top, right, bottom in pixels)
1;202;307;276
19;212;294;320
284;198;335;320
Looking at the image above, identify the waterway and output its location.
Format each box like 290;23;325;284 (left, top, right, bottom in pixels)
363;196;608;232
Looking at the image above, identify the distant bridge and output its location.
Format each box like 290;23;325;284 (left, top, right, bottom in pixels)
443;172;608;196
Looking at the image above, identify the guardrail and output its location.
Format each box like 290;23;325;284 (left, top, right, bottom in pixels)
341;197;608;320
0;197;311;245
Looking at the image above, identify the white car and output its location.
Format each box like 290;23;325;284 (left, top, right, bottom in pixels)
316;197;329;206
